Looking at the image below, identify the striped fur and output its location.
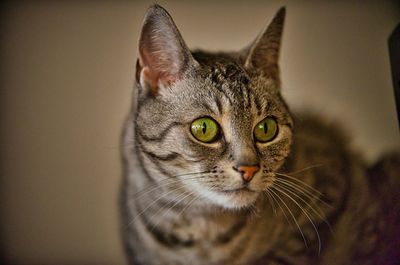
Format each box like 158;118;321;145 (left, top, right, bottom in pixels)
121;5;400;265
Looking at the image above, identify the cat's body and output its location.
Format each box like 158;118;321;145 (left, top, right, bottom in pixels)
121;5;400;265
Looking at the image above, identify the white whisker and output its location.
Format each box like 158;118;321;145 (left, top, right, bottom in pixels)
131;171;210;200
282;164;324;175
148;190;195;232
127;184;188;228
275;172;324;197
263;189;277;215
274;182;332;232
269;188;309;248
272;186;322;254
275;178;332;209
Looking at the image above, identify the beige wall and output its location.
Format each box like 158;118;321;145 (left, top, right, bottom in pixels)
1;1;399;264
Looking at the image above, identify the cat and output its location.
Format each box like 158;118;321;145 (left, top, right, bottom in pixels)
120;4;400;265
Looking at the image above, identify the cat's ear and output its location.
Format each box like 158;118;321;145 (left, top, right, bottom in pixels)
242;7;285;82
137;5;197;96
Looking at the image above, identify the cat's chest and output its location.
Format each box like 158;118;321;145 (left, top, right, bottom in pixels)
151;206;294;264
160;211;251;246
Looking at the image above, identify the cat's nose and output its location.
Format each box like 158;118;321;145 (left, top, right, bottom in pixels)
233;165;260;182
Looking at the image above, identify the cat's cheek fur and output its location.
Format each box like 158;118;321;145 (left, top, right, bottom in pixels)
256;125;293;166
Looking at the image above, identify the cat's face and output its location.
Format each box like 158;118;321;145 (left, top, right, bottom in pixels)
134;5;292;209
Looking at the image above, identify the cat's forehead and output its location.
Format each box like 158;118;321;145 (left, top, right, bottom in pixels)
160;70;283;124
193;51;250;87
192;51;279;95
157;52;283;120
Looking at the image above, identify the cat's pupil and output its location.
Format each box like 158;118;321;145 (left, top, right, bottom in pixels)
202;122;207;134
263;123;268;134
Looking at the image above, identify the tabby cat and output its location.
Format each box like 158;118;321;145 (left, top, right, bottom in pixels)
121;5;400;265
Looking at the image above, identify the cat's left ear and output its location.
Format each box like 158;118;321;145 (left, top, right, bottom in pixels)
137;5;197;96
242;7;285;83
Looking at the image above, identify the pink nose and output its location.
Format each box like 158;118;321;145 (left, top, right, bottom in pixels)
237;165;260;182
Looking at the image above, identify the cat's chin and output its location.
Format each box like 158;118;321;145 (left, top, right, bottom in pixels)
204;188;260;209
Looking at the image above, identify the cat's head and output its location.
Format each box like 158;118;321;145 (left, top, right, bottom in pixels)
134;5;293;209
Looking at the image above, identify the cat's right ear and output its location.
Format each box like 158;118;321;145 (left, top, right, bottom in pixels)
136;5;197;96
241;7;286;83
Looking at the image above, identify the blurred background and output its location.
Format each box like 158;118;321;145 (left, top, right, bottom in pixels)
1;1;399;264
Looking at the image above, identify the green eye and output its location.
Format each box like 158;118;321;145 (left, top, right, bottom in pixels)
254;117;278;143
190;117;219;143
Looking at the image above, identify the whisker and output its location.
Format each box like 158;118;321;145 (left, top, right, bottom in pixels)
248;203;260;218
275;172;324;197
272;186;322;254
176;184;218;218
126;184;188;228
274;178;332;208
173;170;212;178
269;188;308;248
274;182;332;232
267;190;295;233
263;190;277;215
149;184;220;234
176;190;205;218
282;164;324;175
129;178;195;202
149;190;195;233
131;171;211;200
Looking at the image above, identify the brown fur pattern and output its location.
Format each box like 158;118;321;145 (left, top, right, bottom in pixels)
121;5;400;265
